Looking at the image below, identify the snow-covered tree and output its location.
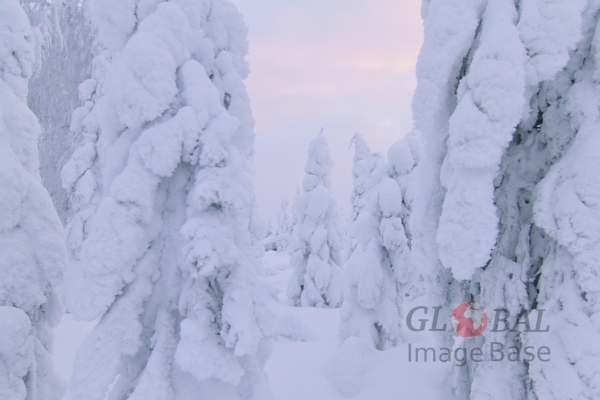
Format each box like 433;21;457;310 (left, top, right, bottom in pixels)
291;188;302;226
262;222;277;252
339;134;419;349
349;133;372;222
0;1;68;398
287;133;344;308
411;0;600;398
22;0;93;223
275;199;291;252
387;130;422;247
61;1;274;399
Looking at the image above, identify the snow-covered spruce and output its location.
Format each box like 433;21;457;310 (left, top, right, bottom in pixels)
411;0;600;398
261;222;277;252
0;1;68;399
349;133;372;224
408;0;484;327
387;130;422;255
275;199;292;252
438;0;527;282
339;133;419;350
22;0;93;224
287;133;344;308
61;1;274;399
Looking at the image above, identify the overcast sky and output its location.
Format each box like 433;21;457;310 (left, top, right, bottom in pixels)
230;0;424;224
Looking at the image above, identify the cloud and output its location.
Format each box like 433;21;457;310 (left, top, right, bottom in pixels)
231;0;423;223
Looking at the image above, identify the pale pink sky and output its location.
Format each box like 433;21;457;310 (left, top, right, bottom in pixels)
231;0;424;223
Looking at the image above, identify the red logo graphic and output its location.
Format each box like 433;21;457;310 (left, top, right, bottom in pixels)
451;302;488;338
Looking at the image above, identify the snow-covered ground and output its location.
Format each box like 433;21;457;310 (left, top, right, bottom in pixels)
262;251;455;400
54;250;456;400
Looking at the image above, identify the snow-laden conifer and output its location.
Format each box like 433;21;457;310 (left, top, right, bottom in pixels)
0;1;68;398
339;134;419;349
262;222;277;251
20;0;93;224
61;1;274;398
275;199;291;252
410;0;600;398
349;133;372;223
287;133;344;308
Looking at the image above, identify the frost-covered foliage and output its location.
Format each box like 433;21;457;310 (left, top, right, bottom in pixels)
0;1;67;398
287;133;344;308
411;0;600;398
275;199;291;252
61;1;274;399
387;130;422;250
22;0;93;224
438;0;527;281
349;134;372;222
262;222;277;252
340;133;420;350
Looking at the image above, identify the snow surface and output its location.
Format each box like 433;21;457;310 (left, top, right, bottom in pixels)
56;251;456;400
